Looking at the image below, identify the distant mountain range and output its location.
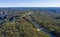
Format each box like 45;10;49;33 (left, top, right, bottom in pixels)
0;7;60;20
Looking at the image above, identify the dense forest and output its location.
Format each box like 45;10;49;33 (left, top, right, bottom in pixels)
0;7;60;37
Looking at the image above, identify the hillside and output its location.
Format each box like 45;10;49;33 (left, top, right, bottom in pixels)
0;7;60;37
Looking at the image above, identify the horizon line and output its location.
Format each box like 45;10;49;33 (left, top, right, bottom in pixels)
0;6;60;8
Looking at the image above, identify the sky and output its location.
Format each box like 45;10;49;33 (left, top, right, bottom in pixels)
0;0;60;7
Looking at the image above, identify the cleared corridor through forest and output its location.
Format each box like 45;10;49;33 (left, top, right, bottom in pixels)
21;12;56;37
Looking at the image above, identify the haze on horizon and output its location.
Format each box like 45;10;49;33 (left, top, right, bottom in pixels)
0;0;60;7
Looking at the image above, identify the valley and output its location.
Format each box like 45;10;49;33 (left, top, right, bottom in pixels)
0;7;60;37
